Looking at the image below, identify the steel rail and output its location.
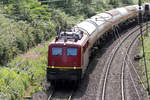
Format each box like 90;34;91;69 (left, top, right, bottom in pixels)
47;90;54;100
128;65;142;100
67;90;74;100
128;57;147;90
47;90;73;100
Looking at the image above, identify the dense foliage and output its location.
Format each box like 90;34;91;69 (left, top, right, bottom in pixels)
0;41;50;100
0;0;141;99
0;0;84;65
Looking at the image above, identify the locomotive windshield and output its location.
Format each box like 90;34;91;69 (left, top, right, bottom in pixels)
52;47;62;56
67;48;78;56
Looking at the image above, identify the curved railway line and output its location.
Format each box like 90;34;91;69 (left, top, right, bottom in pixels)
97;23;149;100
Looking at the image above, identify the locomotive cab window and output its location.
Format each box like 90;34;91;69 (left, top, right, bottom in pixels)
52;47;62;56
67;48;78;56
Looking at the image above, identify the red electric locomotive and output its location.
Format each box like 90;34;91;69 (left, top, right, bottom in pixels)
47;30;89;83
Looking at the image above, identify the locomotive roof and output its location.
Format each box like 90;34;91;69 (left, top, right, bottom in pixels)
51;30;88;46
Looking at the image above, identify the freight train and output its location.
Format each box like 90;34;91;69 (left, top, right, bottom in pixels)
47;4;150;85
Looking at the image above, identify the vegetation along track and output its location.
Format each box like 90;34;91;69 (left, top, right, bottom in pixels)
97;23;150;100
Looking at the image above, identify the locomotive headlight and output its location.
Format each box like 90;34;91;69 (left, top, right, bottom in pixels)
51;61;55;68
73;62;77;69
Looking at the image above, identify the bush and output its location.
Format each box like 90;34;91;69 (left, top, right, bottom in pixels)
0;67;31;100
0;41;51;100
0;0;82;65
0;14;35;64
0;12;56;65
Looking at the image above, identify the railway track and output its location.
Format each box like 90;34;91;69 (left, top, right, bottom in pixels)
96;23;149;100
47;88;74;100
